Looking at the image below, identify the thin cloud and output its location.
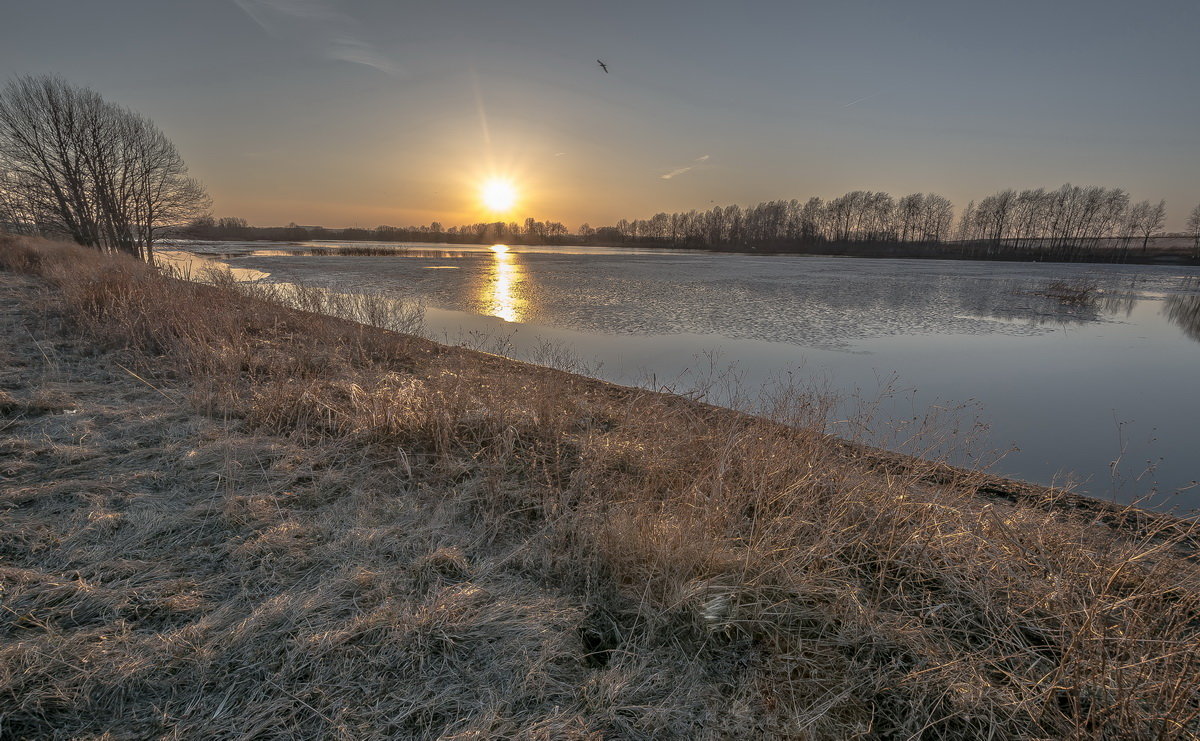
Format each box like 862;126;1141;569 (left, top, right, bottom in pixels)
232;0;343;35
327;36;403;76
232;0;403;76
843;92;881;107
661;154;710;180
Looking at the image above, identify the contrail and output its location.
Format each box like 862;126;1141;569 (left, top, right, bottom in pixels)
661;154;710;180
843;92;881;107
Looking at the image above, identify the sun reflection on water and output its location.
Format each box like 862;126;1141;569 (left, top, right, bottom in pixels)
485;244;523;322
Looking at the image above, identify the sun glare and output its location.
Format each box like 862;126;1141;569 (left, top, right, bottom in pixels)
485;244;522;322
481;178;517;212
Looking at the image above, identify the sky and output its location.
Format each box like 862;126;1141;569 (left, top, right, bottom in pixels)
2;0;1197;230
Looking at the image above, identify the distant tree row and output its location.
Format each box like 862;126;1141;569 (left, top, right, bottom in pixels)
447;217;570;244
183;187;1199;264
956;185;1168;260
185;215;573;246
595;186;1200;262
0;75;208;261
605;192;956;249
187;216;310;242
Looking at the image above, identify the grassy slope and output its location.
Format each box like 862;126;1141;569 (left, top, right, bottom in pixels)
1;236;1198;739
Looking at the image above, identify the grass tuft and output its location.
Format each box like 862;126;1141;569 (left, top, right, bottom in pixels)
1042;277;1101;305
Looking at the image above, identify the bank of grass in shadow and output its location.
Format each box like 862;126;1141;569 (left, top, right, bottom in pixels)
1;234;1199;739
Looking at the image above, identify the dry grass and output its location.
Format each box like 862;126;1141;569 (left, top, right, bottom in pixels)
2;234;1199;739
1041;278;1101;306
302;245;412;257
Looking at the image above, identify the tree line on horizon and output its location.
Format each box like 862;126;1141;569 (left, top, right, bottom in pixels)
190;187;1200;262
185;215;575;246
568;186;1199;261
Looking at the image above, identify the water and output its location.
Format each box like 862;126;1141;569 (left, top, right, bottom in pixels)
165;240;1200;512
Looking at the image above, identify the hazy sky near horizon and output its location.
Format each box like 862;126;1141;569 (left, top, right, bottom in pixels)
2;0;1197;229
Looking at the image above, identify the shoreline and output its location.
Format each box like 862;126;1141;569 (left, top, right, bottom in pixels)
165;236;1200;266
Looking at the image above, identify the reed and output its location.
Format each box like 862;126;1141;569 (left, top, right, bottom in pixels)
1042;277;1101;305
301;245;412;257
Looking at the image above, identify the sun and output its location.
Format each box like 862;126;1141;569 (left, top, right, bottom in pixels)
481;178;517;212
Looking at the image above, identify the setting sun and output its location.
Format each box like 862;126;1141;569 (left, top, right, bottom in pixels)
481;178;517;212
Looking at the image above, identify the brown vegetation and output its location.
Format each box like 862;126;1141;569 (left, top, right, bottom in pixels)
301;245;412;257
1;235;1199;739
1039;278;1101;306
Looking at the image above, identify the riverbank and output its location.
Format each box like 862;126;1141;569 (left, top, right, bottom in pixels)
2;236;1198;738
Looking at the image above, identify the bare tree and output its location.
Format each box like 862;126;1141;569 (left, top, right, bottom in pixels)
920;194;954;242
956;200;976;243
0;75;209;261
1187;203;1200;259
1129;199;1167;254
976;189;1017;249
896;193;923;242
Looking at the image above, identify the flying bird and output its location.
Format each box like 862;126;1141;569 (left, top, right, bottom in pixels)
597;59;608;73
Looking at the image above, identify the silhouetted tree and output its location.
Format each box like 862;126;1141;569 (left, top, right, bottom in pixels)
0;75;209;261
1130;199;1167;253
1186;204;1200;259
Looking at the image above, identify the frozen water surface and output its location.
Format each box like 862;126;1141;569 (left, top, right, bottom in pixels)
168;241;1200;511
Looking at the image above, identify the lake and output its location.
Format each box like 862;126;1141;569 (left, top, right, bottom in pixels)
165;241;1200;512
